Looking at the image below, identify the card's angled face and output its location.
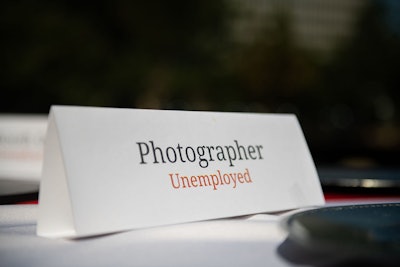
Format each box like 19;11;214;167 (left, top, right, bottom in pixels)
37;106;324;238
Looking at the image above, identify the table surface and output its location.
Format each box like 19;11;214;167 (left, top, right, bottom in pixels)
2;199;400;267
1;204;291;267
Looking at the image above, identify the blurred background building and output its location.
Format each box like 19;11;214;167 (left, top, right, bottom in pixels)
1;0;399;169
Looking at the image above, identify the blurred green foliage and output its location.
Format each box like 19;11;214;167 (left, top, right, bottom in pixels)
1;0;233;110
1;0;399;165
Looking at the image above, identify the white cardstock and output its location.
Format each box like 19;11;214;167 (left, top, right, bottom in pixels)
0;115;47;181
37;106;324;238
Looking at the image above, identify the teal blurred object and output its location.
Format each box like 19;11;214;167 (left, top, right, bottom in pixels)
279;203;400;266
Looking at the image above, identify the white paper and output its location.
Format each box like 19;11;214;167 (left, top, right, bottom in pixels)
37;106;324;238
0;115;47;195
0;115;47;181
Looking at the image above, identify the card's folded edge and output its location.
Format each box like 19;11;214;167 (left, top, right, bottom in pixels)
36;108;76;238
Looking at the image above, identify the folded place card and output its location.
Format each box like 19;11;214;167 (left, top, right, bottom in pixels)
0;115;47;196
37;106;324;238
0;115;47;181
